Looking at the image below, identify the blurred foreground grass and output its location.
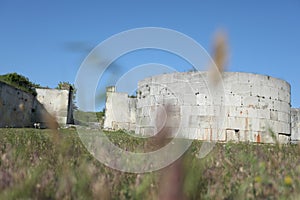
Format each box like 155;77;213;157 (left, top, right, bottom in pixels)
1;128;300;199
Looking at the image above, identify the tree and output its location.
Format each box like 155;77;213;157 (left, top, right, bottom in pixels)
0;72;41;95
56;81;73;90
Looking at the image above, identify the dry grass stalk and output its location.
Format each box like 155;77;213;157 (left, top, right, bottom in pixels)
209;30;228;84
157;30;229;199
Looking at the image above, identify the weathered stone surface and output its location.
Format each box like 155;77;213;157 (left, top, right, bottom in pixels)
105;72;294;143
0;82;73;128
0;82;36;127
291;108;300;141
36;88;72;125
104;86;136;131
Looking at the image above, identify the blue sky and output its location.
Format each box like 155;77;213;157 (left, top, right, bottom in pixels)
1;0;300;109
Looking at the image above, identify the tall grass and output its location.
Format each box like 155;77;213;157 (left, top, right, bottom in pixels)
1;128;300;199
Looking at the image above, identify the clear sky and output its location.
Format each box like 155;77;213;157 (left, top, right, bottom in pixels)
1;0;300;109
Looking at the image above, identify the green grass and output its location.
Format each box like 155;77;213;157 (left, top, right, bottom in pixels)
1;128;300;199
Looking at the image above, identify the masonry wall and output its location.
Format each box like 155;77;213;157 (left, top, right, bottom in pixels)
104;86;137;131
291;108;300;141
136;72;291;143
0;82;73;128
36;88;72;125
0;82;36;127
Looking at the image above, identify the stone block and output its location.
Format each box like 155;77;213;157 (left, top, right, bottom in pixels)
226;129;240;142
247;118;260;131
269;87;279;99
188;128;198;139
224;106;237;117
189;82;209;93
143;127;156;136
278;134;290;144
238;73;250;83
165;115;181;128
163;97;178;106
259;119;269;131
203;128;212;141
239;130;248;142
278;111;289;122
225;94;242;106
231;84;251;95
225;117;244;130
173;72;189;82
222;72;238;83
257;109;270;119
183;94;197;105
210;129;225;141
196;94;208;105
242;96;258;107
138;116;152;127
261;132;275;143
258;99;269;109
177;127;190;138
198;116;212;128
231;106;245;117
251;85;265;97
217;129;226;141
196;128;205;140
190;106;206;116
278;90;290;103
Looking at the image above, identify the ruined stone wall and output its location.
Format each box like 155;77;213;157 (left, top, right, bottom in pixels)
36;88;72;125
136;72;291;143
0;82;36;127
0;82;73;128
291;108;300;141
104;86;137;131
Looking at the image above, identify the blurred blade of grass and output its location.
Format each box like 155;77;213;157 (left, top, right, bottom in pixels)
208;30;228;85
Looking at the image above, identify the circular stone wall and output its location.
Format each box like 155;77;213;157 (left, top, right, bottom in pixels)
135;72;291;143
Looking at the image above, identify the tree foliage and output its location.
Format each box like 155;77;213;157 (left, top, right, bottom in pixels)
0;72;41;95
56;81;77;110
56;81;73;90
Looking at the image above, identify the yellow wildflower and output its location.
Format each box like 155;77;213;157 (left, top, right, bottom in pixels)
284;176;293;186
255;176;262;183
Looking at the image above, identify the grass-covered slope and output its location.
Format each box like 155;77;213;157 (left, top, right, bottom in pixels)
0;128;300;199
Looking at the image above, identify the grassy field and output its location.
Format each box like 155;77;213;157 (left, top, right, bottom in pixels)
1;128;300;199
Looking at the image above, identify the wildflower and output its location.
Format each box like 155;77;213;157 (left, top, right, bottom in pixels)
255;176;262;183
284;176;293;186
